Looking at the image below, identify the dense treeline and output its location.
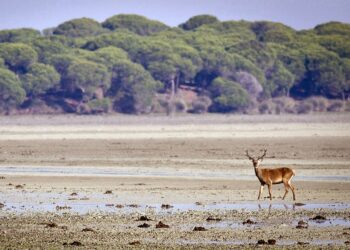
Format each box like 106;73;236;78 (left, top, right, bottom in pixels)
0;14;349;115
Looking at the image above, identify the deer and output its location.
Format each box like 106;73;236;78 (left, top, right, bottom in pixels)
245;149;296;201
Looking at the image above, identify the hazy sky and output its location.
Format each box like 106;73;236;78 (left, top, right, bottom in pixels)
0;0;349;31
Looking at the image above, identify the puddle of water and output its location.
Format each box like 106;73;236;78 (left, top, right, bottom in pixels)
1;166;350;181
176;239;347;246
1;201;350;215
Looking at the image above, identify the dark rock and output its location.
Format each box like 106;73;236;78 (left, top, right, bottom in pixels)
257;239;267;245
0;203;4;208
310;215;326;220
294;202;306;206
297;241;310;245
129;241;141;245
115;204;124;208
193;226;207;231
138;223;150;228
104;190;112;194
155;221;170;228
268;239;276;245
128;204;139;208
206;216;221;221
243;219;256;225
82;227;95;232
70;241;83;246
137;216;151;221
70;192;78;196
296;220;308;229
44;222;58;228
161;204;173;209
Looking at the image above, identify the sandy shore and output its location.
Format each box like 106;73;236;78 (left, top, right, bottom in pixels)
0;114;349;249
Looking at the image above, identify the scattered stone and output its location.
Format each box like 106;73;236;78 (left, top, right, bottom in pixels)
104;190;112;194
137;216;151;221
310;215;326;220
129;241;141;245
8;183;12;186
115;204;124;208
15;184;24;189
195;202;203;205
243;219;256;225
345;241;350;245
257;239;267;245
206;216;221;221
193;226;207;231
161;204;173;209
82;227;95;232
138;223;150;228
296;220;308;229
155;221;169;228
268;239;276;245
70;192;78;196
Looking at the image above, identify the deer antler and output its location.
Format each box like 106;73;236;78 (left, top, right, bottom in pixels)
245;150;254;160
258;149;267;161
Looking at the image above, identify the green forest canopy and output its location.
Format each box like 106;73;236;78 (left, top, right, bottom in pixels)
0;14;349;114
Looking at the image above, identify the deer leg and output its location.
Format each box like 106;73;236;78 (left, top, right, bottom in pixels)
282;179;289;200
289;181;296;201
258;185;264;200
267;183;272;200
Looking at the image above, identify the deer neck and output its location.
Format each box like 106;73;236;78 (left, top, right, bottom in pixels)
254;167;265;183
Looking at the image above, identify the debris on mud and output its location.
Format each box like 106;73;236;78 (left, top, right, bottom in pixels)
15;184;24;189
42;222;58;228
82;227;95;232
257;239;267;245
104;190;113;194
56;205;71;210
129;241;141;245
138;223;150;228
243;219;256;225
195;202;203;205
127;204;139;208
296;220;308;229
268;239;276;245
137;216;152;221
65;241;83;246
297;241;310;245
115;204;124;208
156;221;169;228
193;226;207;231
206;216;221;221
310;215;327;220
161;204;173;209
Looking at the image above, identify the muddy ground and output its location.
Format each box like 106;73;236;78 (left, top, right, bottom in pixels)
0;114;349;249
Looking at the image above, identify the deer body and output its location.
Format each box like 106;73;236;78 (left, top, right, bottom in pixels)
247;150;296;201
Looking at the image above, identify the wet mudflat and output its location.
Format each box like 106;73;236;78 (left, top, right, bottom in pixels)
0;114;350;249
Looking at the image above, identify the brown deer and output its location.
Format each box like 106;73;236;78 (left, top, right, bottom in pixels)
246;149;296;201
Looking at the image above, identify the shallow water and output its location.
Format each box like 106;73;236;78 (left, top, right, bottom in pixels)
1;200;350;215
1;165;350;181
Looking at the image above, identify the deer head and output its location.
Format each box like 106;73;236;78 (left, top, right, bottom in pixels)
245;149;267;168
